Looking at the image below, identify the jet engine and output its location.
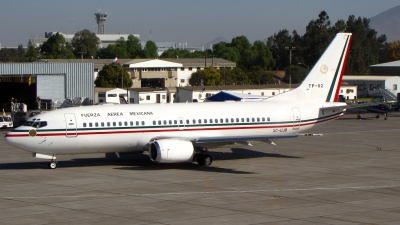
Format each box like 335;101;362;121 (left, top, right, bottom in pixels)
149;139;194;163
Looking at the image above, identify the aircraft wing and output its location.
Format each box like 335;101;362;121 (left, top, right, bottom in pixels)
149;133;321;149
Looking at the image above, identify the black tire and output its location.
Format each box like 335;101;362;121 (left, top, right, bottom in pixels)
202;154;213;166
197;156;205;165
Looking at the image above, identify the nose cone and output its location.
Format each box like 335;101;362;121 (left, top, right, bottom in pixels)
4;128;30;150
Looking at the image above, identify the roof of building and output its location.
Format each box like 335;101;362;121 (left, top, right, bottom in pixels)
370;60;400;67
127;59;183;68
162;58;236;67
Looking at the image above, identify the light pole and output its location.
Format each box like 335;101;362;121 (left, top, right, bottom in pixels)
121;66;123;89
285;47;296;88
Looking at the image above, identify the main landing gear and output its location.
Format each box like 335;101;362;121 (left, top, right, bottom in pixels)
195;148;213;166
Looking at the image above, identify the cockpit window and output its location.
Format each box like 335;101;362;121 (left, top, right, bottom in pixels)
23;120;47;128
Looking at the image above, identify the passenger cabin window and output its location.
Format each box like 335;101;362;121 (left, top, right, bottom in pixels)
130;121;134;126
101;122;104;127
204;119;207;124
107;122;110;127
153;121;156;125
136;121;139;126
124;121;128;126
193;119;196;124
83;123;87;127
95;122;99;127
113;122;116;126
89;122;93;127
141;121;145;125
119;122;122;126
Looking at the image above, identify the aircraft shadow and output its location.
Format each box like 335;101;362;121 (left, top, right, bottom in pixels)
0;148;300;174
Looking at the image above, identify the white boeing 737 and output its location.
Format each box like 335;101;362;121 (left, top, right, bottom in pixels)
5;33;352;169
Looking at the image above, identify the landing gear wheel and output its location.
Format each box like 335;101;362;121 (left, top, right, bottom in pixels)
376;114;379;119
202;154;212;166
48;162;57;169
197;154;212;166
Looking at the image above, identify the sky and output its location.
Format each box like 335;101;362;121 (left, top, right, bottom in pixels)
1;0;399;48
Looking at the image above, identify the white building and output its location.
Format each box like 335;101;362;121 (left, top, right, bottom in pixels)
338;85;358;100
125;58;236;88
343;76;400;101
28;32;140;48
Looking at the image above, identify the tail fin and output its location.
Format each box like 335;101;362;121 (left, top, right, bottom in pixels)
271;33;352;102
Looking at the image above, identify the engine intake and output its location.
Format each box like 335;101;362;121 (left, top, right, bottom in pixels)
149;139;194;163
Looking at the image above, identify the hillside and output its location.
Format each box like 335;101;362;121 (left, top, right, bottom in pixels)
370;5;400;41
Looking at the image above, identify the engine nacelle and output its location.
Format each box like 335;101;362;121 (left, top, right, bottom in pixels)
149;139;194;163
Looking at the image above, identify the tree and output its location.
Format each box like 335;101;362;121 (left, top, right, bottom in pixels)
189;67;223;86
40;32;74;59
188;70;204;86
71;29;100;59
282;65;309;84
95;63;133;88
96;37;129;59
143;40;158;58
386;40;400;61
345;15;386;74
302;11;334;68
252;40;275;70
0;48;19;62
267;29;294;70
248;66;275;85
126;35;143;58
231;36;253;70
212;42;240;63
25;45;40;62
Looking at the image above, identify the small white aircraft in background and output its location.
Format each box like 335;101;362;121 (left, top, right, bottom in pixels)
5;33;353;169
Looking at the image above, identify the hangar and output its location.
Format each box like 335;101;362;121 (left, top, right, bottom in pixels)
0;62;94;110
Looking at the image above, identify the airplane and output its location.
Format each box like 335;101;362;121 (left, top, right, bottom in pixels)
346;98;399;120
5;33;353;169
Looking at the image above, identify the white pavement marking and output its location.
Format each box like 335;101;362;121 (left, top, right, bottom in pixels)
2;184;400;199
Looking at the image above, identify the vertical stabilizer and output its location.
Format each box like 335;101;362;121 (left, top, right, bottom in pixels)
271;33;352;102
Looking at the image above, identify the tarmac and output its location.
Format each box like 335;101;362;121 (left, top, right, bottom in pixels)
1;112;400;225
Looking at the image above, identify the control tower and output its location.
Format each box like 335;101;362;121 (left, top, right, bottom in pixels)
94;11;107;34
